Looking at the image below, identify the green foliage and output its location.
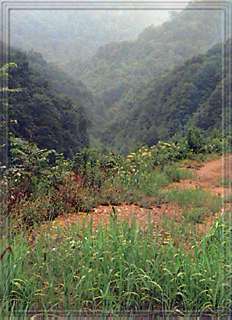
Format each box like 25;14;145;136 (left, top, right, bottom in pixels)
72;148;121;189
6;135;72;228
152;141;189;166
2;10;231;316
103;42;229;152
8;135;70;193
5;38;230;156
3;106;230;315
0;218;231;315
8;49;89;158
71;7;223;151
0;62;17;79
186;127;204;153
7;132;227;230
202;134;230;155
162;188;221;213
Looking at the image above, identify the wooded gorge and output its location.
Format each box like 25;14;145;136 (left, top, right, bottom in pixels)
7;4;228;155
1;1;232;316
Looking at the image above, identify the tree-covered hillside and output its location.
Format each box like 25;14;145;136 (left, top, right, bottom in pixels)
21;50;108;148
102;41;230;153
6;39;229;156
8;48;91;157
4;4;229;155
77;5;222;108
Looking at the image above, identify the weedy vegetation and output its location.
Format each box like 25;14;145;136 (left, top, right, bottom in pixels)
0;130;231;317
0;217;231;316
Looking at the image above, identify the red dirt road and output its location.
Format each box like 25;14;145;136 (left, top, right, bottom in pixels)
168;154;232;196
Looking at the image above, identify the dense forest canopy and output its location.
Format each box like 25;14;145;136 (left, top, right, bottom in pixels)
7;48;90;158
102;42;230;153
76;5;222;107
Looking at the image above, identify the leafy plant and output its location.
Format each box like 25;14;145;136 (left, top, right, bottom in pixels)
186;127;204;153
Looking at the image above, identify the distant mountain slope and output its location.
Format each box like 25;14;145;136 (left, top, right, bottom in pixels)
8;48;91;157
103;41;230;153
77;4;222;108
11;10;169;69
23;50;107;147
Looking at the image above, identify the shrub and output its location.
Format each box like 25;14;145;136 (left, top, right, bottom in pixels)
11;196;61;230
186;127;204;153
72;148;118;190
8;135;70;197
54;172;97;212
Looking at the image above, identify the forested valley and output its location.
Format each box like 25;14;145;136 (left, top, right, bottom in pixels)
6;4;228;153
0;1;232;317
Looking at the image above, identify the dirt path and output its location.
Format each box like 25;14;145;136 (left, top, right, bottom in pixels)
38;155;231;236
197;154;232;195
169;154;232;197
46;203;181;231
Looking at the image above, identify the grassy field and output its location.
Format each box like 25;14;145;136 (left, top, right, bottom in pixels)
0;215;231;317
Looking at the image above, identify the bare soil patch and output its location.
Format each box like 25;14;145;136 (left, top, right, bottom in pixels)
168;154;232;197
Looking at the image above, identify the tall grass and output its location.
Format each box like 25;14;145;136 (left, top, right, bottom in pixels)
162;188;222;213
0;217;231;317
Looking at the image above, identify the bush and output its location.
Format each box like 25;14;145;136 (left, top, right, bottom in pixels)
53;172;97;212
8;135;70;197
11;196;61;230
72;148;120;190
186;127;204;153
